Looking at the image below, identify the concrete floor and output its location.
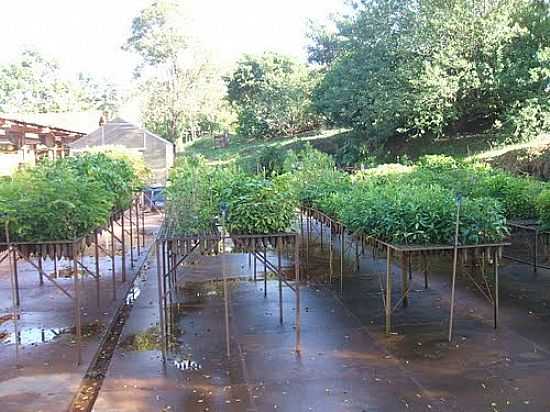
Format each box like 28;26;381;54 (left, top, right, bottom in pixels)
93;230;550;412
3;217;550;411
0;212;162;412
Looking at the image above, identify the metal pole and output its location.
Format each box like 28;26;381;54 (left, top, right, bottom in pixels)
221;215;231;358
38;254;44;285
141;194;146;248
320;219;323;250
136;201;141;256
264;247;268;298
494;249;499;329
306;210;310;270
129;207;134;268
329;220;333;284
110;218;117;301
385;246;392;336
340;227;344;296
253;241;257;281
423;252;428;289
73;250;82;366
355;239;360;272
448;197;462;342
12;248;20;307
278;240;283;325
156;240;167;362
5;221;20;367
401;253;409;307
121;213;127;282
533;230;538;276
295;236;301;353
94;230;101;309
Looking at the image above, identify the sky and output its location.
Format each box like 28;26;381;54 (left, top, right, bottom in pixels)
0;0;344;89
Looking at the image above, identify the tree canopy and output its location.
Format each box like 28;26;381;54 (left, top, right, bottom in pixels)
310;0;550;145
0;49;120;114
225;52;321;139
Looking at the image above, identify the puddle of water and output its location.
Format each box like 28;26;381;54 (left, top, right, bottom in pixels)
0;320;104;346
126;286;142;305
174;358;201;371
1;327;65;345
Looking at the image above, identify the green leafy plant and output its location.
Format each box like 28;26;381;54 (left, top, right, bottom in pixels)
222;175;297;234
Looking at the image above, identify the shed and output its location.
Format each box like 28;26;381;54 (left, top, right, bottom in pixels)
0;117;83;176
71;118;175;185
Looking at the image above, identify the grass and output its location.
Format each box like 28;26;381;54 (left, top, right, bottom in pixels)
182;129;349;166
181;127;550;168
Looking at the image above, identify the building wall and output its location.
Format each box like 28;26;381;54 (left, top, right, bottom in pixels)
0;148;35;176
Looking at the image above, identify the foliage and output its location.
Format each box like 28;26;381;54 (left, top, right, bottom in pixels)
124;1;231;142
0;165;111;242
535;190;550;229
222;174;297;234
225;52;321;139
82;145;151;187
63;152;144;211
310;0;550;144
0;49;121;113
339;182;508;245
256;145;288;176
166;156;229;235
0;153;144;242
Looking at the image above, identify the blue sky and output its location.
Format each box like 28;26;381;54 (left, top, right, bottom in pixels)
1;0;343;88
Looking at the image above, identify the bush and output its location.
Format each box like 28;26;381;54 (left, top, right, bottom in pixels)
0;165;112;242
339;183;508;245
222;175;297;234
0;152;144;242
536;190;550;229
166;156;232;235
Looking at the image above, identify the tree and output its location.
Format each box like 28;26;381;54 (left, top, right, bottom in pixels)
0;49;122;114
124;0;230;142
311;0;550;145
225;52;321;139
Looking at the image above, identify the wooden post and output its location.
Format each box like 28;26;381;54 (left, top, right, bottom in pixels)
385;246;392;336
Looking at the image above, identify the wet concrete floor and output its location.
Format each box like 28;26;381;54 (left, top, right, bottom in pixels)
0;212;163;412
93;227;550;412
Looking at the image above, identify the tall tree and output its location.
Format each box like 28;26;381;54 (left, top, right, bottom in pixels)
124;0;230;142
